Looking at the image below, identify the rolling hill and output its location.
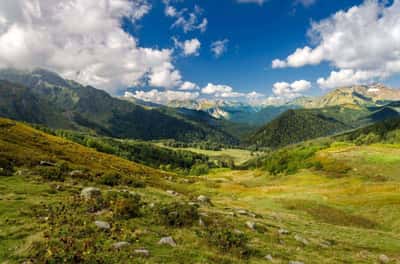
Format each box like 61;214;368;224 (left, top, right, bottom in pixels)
246;109;349;148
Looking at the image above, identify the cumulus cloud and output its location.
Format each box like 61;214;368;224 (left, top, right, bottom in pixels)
173;37;201;56
270;80;311;100
163;1;207;33
125;89;199;105
201;83;265;101
272;0;400;88
211;39;229;58
180;81;199;90
0;0;187;93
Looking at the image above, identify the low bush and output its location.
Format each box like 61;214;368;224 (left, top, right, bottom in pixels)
202;224;249;257
113;193;142;219
97;172;121;186
190;164;210;176
155;201;199;227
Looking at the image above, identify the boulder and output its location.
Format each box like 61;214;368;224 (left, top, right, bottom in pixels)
197;195;211;204
289;261;304;264
94;220;110;230
81;187;101;200
378;254;390;264
113;241;130;249
294;235;309;246
166;190;178;196
246;221;256;230
134;249;150;257
278;228;289;235
158;236;177;247
265;254;273;261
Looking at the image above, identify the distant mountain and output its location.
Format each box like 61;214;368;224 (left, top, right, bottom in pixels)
246;109;349;148
292;84;400;109
0;68;237;144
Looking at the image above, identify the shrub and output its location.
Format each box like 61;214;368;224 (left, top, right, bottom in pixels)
155;201;199;227
0;157;14;176
36;166;65;181
203;224;249;257
190;164;209;176
113;193;142;219
97;172;121;186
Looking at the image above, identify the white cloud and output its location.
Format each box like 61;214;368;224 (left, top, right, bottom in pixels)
173;37;201;56
211;39;229;58
125;89;199;105
201;83;265;100
317;69;381;89
271;80;311;99
237;0;266;4
180;81;199;90
272;0;400;88
0;0;187;93
163;1;208;33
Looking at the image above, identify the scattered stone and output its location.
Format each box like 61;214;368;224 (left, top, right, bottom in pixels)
158;236;176;247
246;221;256;230
233;229;243;234
94;220;110;230
166;190;178;196
113;241;130;249
237;209;248;215
294;235;309;246
265;254;273;261
81;187;101;200
378;254;390;264
134;249;150;257
289;261;304;264
278;228;289;235
199;218;205;226
197;195;211;204
40;160;55;166
69;170;85;177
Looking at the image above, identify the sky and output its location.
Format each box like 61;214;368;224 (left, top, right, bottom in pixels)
0;0;399;105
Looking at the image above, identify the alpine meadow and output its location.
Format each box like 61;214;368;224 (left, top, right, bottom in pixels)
1;1;400;263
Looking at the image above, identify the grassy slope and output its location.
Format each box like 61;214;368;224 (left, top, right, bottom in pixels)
190;144;400;263
2;117;400;263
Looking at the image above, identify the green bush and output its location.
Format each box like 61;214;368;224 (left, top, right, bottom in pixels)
113;193;142;219
155;201;199;227
203;224;249;257
0;158;14;176
190;164;209;176
97;172;121;186
36;166;65;181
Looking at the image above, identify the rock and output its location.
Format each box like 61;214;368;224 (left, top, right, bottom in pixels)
113;241;130;249
278;228;289;235
158;236;176;247
237;209;248;215
69;170;85;177
294;235;309;246
265;254;273;261
94;220;110;230
197;195;211;204
134;249;150;257
81;187;101;200
40;160;55;166
289;261;304;264
199;218;205;226
246;221;256;230
166;190;178;196
378;254;390;264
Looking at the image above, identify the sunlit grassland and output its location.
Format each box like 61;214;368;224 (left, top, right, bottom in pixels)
189;144;400;262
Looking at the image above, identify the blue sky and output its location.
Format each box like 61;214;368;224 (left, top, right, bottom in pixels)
133;0;363;97
0;0;399;104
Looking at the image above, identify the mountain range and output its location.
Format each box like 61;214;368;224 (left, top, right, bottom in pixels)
0;68;399;149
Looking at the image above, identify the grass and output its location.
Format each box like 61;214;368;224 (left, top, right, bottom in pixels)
2;118;400;263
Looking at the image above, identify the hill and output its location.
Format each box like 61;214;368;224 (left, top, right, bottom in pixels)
246;109;349;148
0;68;237;145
